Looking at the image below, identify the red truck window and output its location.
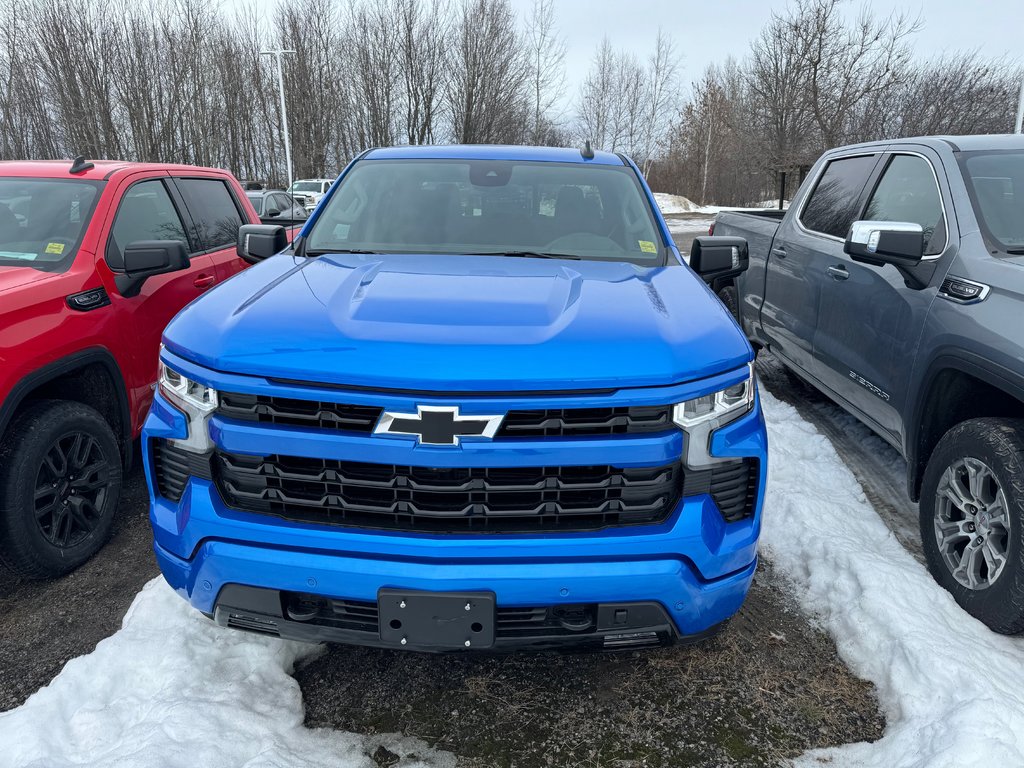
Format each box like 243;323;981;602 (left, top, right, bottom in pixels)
108;180;188;270
175;178;244;252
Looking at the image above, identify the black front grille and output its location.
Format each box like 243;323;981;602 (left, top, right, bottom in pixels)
683;458;759;523
217;392;382;433
497;406;673;437
213;451;681;532
216;392;675;439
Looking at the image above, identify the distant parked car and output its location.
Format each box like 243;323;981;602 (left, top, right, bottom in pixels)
245;190;308;224
287;178;333;211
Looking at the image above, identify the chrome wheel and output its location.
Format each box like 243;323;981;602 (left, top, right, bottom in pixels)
934;457;1011;590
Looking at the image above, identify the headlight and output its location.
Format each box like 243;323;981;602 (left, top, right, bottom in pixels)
673;363;755;429
158;359;218;452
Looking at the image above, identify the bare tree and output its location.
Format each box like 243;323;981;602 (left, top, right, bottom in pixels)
794;0;919;150
523;0;566;145
577;38;618;150
447;0;529;144
397;0;450;145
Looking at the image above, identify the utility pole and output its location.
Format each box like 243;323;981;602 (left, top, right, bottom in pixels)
1016;79;1024;134
261;49;297;190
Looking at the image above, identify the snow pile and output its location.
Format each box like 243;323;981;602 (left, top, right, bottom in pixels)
760;391;1024;767
0;579;453;768
652;192;704;214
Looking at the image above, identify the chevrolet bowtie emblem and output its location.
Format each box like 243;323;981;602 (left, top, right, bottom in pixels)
374;405;504;446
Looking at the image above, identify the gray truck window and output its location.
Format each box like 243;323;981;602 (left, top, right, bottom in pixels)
800;155;878;239
108;180;188;271
245;192;264;215
864;154;946;254
962;151;1024;251
176;178;243;250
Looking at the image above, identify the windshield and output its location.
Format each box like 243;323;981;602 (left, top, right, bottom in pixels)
305;159;665;265
961;151;1024;252
0;178;102;272
290;181;322;193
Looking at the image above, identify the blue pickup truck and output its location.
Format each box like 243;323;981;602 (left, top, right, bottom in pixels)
143;145;767;651
714;135;1024;634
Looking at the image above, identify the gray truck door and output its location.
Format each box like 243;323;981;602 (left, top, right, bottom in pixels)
760;153;880;380
812;149;951;443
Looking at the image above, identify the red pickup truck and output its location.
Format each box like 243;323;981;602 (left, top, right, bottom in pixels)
0;158;263;578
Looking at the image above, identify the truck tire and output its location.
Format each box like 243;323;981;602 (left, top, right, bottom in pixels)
919;418;1024;634
716;285;739;321
0;400;122;579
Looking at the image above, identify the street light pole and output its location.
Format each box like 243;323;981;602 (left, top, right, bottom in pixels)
261;49;297;191
1016;78;1024;135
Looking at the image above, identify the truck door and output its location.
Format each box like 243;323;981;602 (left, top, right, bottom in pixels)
170;176;248;282
760;153;881;379
812;149;951;443
99;174;218;427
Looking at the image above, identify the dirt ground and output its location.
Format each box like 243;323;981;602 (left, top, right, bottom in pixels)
297;560;883;767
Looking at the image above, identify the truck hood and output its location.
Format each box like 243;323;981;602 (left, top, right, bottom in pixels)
163;253;751;391
0;265;55;295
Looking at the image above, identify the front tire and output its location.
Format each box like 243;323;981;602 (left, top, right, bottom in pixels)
920;418;1024;634
0;400;122;578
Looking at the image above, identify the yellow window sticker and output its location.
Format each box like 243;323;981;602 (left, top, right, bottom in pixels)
639;240;657;253
44;242;65;255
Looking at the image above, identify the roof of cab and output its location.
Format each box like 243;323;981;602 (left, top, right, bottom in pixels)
362;144;625;165
0;159;234;181
937;134;1024;152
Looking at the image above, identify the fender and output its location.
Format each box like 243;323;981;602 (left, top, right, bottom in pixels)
906;349;1024;499
0;347;134;468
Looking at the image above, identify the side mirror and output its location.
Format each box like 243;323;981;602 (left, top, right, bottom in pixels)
237;223;288;264
265;207;281;218
690;236;749;283
844;220;924;268
115;240;190;298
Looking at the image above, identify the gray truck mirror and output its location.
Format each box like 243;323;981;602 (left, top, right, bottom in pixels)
690;236;749;283
844;220;924;268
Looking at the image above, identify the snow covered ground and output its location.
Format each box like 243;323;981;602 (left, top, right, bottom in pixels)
2;390;1024;767
652;192;790;216
760;391;1024;767
0;580;453;768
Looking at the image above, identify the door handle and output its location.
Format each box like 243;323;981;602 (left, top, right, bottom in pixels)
194;273;216;289
771;247;787;258
827;265;850;281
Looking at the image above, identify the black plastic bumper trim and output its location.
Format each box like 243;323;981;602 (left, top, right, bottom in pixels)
212;584;720;652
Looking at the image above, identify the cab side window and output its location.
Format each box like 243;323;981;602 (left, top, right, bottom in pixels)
107;180;188;271
175;178;244;251
864;154;947;255
800;155;878;239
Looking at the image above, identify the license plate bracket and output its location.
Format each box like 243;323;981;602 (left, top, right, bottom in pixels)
378;589;495;650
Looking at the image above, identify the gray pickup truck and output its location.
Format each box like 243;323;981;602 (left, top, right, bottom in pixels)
708;134;1024;634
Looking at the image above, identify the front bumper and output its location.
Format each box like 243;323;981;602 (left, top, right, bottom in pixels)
144;355;767;649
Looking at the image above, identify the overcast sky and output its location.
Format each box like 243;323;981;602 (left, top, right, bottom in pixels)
506;0;1020;110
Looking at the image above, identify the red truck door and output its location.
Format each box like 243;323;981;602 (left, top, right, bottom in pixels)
170;175;251;283
96;173;219;429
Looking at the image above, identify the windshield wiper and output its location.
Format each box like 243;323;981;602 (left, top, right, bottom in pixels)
1004;248;1024;255
474;250;583;260
304;248;381;256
